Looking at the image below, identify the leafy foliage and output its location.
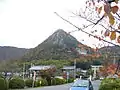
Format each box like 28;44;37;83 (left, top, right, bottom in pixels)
51;78;56;85
0;46;28;61
37;78;48;86
54;78;66;85
88;0;120;42
67;78;74;83
9;78;25;89
0;78;8;90
66;0;120;47
25;79;33;87
99;78;120;90
25;79;40;87
39;66;56;85
99;64;117;77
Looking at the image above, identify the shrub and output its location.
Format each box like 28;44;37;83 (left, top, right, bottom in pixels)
34;80;40;87
55;78;66;85
25;79;39;87
0;78;8;90
25;79;33;87
0;74;4;78
99;78;120;90
51;78;56;85
39;78;48;86
9;78;25;89
68;78;74;83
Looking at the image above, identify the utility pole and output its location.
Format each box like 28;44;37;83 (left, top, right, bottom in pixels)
23;63;25;80
74;59;76;79
30;63;33;78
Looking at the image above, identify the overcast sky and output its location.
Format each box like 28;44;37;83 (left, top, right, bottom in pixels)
0;0;116;48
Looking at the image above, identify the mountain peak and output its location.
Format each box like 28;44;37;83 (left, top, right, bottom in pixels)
23;29;80;60
44;29;78;48
55;29;65;32
23;29;95;60
54;29;66;33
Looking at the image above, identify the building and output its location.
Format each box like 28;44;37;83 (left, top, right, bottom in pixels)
91;65;103;79
29;65;55;71
29;65;56;78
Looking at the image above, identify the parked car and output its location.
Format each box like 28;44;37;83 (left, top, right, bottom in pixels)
69;79;94;90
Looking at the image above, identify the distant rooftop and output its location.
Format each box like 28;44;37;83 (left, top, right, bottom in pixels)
29;65;55;71
62;66;75;70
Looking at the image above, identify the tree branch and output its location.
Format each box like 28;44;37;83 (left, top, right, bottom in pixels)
54;12;120;47
92;15;105;28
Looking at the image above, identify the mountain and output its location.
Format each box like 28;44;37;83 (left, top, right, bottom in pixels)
99;46;120;55
0;46;29;61
23;29;94;60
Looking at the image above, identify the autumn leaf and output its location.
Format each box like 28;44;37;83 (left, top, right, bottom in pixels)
104;4;111;14
108;13;115;25
89;3;91;6
117;36;120;43
92;0;95;5
95;7;98;11
98;6;102;14
110;31;116;40
118;24;120;29
104;30;110;37
103;12;108;17
101;30;103;34
111;6;119;14
109;18;115;25
115;0;119;4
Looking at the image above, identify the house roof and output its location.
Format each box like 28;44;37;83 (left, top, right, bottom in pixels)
62;66;75;70
29;65;55;71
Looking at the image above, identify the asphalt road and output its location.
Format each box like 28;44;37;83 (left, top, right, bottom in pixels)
21;80;101;90
92;80;101;90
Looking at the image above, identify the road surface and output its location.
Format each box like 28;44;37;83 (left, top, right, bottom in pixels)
92;80;101;90
17;80;101;90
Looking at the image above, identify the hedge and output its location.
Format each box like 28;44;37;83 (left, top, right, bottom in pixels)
68;78;74;83
9;78;25;89
51;78;56;85
38;78;48;86
99;78;120;90
25;79;33;87
0;78;8;90
54;78;66;85
25;79;40;87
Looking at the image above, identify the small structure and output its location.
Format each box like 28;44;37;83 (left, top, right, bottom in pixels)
91;65;103;79
81;70;87;76
29;65;56;78
29;65;55;71
62;66;75;71
62;66;75;79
